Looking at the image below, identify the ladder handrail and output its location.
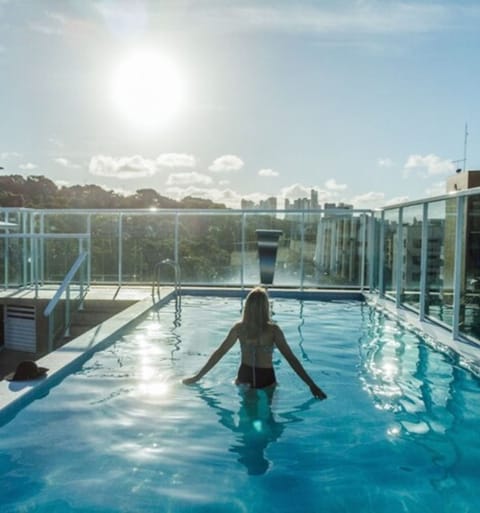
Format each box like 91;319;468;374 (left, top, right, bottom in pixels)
152;259;181;300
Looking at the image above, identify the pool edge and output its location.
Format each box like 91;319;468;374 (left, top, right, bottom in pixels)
0;288;177;421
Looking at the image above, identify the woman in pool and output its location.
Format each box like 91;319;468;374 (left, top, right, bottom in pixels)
182;286;327;399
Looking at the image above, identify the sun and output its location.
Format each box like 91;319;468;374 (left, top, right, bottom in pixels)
111;48;187;130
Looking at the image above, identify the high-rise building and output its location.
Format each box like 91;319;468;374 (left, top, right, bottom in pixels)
445;170;480;295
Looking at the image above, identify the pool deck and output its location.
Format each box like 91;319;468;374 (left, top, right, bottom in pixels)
0;285;157;378
0;284;155;301
0;285;176;417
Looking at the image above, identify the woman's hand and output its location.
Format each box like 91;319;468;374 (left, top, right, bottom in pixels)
310;384;327;400
182;376;198;385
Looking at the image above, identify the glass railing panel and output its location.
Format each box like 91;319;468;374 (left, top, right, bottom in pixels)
177;212;244;285
40;212;89;234
270;212;301;287
425;199;450;327
0;210;30;287
43;238;83;282
121;213;176;283
460;193;480;340
0;237;24;287
1;207;374;289
300;212;323;287
382;209;399;298
308;211;368;288
90;213;120;282
401;205;424;311
244;211;297;286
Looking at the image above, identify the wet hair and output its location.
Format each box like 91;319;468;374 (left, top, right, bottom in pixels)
242;287;271;337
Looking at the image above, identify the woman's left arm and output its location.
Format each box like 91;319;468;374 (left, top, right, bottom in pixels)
273;325;327;399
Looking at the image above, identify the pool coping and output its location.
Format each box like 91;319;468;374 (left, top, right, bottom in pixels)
364;293;480;374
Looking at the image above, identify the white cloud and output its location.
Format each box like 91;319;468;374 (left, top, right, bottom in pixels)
241;191;271;204
95;1;148;39
281;183;312;200
222;2;454;36
0;151;22;160
404;154;454;176
29;11;67;36
54;180;71;188
19;162;37;171
209;155;244;172
55;178;133;197
258;168;279;177
166;186;241;208
377;157;394;168
101;184;135;197
89;155;157;179
280;183;338;204
48;137;64;148
425;181;446;197
54;157;81;169
350;191;386;209
166;172;212;186
384;195;410;206
325;178;347;191
156;153;196;168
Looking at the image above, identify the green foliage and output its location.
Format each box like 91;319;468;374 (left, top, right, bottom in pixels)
0;174;227;209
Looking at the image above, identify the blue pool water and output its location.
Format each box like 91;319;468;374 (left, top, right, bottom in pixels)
1;295;480;513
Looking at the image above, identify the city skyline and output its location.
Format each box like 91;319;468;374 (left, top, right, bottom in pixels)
1;1;480;210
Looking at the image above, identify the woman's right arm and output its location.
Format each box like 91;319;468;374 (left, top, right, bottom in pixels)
182;324;240;385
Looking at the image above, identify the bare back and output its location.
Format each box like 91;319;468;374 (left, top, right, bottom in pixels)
234;321;277;368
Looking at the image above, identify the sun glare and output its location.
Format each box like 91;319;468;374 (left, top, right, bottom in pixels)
111;48;187;130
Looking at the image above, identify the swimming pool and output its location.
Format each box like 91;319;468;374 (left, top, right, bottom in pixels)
1;294;480;513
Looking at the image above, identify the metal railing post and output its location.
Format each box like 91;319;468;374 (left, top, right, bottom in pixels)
419;203;428;321
360;214;367;291
241;213;246;289
395;208;404;308
367;213;375;291
174;213;179;264
300;211;305;290
452;195;465;339
22;211;28;287
65;284;71;338
118;212;123;286
87;213;92;286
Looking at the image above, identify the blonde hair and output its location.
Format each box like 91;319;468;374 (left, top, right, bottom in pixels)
242;287;271;337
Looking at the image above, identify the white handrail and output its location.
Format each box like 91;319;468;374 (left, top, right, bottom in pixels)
44;251;89;317
43;251;89;350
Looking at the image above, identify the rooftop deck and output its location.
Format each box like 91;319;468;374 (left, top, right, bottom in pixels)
0;285;156;379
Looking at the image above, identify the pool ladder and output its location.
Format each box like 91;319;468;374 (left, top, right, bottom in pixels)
152;259;181;301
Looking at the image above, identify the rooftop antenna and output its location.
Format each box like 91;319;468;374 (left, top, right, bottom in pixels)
452;123;469;173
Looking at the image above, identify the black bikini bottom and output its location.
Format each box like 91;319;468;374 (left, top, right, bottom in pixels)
237;363;276;389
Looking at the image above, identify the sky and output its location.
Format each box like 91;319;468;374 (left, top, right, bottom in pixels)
1;0;480;210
